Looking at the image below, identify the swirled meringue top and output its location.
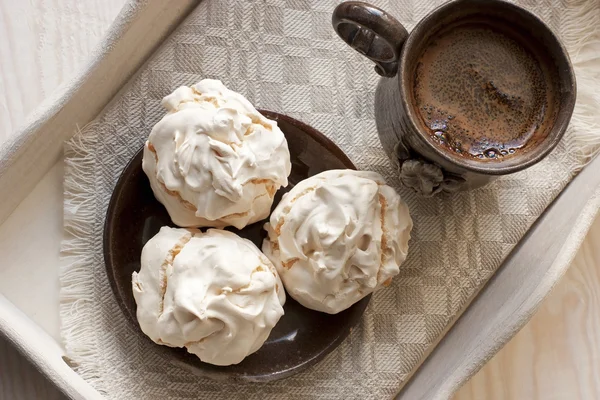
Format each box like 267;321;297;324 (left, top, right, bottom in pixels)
263;170;412;314
142;79;291;229
132;227;285;366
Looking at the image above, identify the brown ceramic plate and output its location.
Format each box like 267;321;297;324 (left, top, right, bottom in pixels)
103;110;371;382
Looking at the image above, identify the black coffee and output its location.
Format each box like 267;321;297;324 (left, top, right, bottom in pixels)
412;20;559;160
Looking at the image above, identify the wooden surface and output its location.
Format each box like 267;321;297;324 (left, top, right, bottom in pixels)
1;1;600;400
454;214;600;400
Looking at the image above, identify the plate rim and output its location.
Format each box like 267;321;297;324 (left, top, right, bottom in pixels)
102;110;370;382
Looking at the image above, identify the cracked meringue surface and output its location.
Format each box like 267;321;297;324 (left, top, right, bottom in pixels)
132;227;285;366
262;170;412;314
142;79;291;229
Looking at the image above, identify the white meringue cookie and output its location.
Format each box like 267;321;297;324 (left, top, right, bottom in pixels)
142;79;291;229
132;227;285;366
263;170;412;314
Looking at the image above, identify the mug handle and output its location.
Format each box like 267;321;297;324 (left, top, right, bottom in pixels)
332;1;408;77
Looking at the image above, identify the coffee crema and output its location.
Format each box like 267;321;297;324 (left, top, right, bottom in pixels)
412;21;558;161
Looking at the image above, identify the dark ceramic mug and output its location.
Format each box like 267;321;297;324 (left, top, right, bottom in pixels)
333;0;576;196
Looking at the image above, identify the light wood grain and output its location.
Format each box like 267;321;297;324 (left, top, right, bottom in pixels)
0;0;125;139
454;214;600;400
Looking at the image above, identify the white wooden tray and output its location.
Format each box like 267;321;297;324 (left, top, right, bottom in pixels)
0;1;598;399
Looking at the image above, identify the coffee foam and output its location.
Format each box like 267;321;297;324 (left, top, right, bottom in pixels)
412;21;559;160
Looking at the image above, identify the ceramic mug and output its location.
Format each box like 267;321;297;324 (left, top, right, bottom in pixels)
332;0;576;196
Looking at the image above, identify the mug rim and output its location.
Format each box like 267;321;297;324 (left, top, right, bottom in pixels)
398;0;577;175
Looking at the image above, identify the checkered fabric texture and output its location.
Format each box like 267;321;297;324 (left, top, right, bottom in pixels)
62;0;582;398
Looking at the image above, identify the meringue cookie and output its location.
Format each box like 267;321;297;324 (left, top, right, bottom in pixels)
142;79;291;229
132;227;285;366
263;170;412;314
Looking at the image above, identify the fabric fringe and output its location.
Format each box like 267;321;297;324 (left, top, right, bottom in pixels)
562;0;600;167
59;123;108;396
